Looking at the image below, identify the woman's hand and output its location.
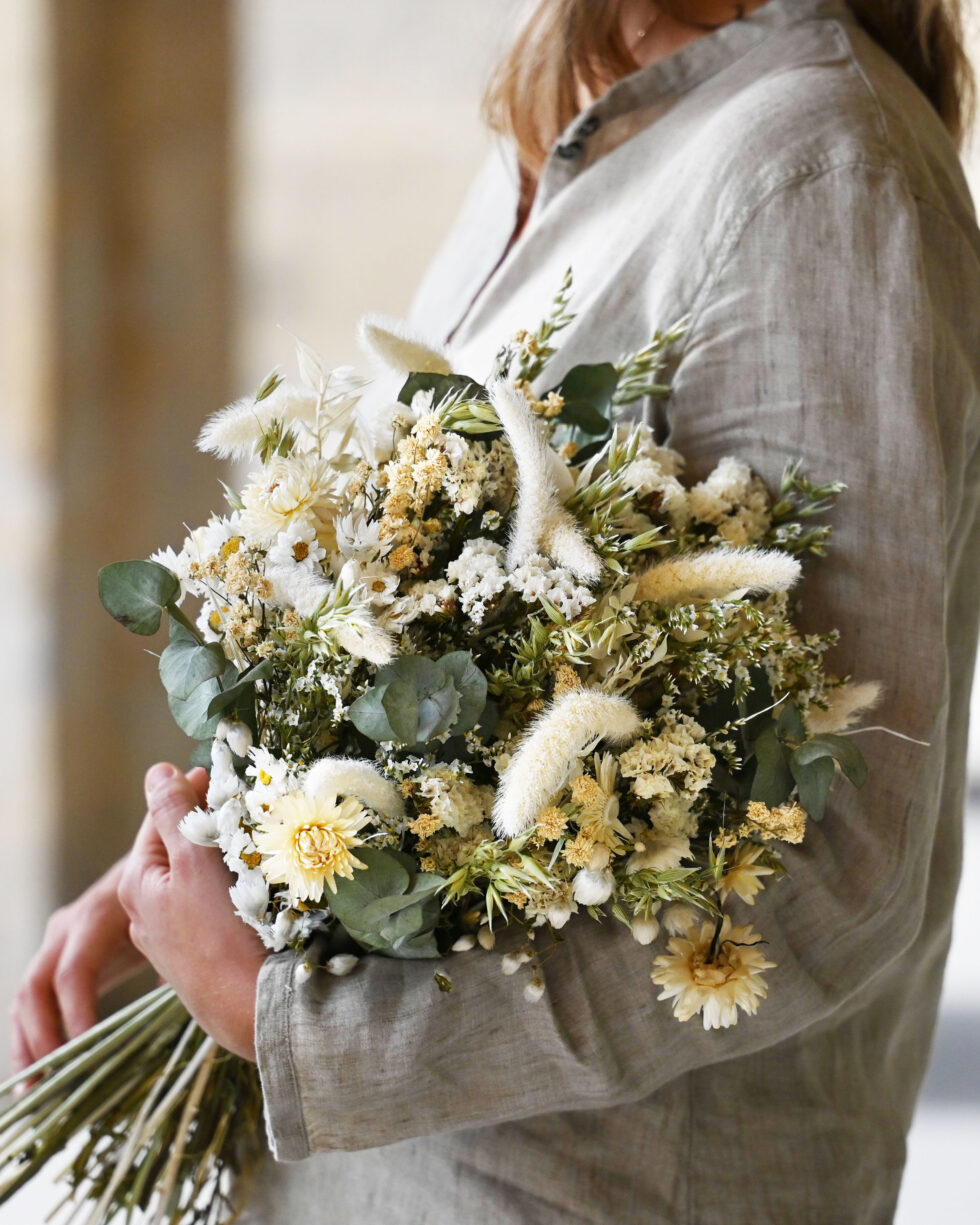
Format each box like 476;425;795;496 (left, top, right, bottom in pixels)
8;767;207;1083
117;763;267;1062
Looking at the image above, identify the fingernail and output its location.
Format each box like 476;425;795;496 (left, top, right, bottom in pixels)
145;762;179;798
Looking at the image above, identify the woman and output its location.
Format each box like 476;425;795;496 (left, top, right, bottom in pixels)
12;1;980;1221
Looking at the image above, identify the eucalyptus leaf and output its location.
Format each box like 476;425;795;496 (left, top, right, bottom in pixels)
349;681;398;742
790;752;836;821
438;651;488;734
205;659;276;719
159;623;226;702
397;371;488;409
793;733;868;788
549;362;619;435
328;849;443;959
169;661;239;740
749;725;795;806
98;561;180;636
775;700;807;745
189;739;214;770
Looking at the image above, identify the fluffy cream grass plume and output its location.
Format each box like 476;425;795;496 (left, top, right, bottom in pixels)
634;546;801;605
488;377;602;582
493;689;641;837
357;312;453;377
304;757;405;822
805;679;883;735
197;383;315;461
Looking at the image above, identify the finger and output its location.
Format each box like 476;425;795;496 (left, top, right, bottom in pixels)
13;972;65;1070
144;763;202;866
117;817;167;917
52;941;100;1039
187;766;210;807
9;1019;40;1097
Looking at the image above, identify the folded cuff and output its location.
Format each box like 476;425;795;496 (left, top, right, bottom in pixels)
253;950;311;1162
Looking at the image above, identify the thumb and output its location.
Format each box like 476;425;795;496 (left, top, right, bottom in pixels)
145;763;202;864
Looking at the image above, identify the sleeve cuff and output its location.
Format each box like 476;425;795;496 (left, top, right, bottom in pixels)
253;950;311;1162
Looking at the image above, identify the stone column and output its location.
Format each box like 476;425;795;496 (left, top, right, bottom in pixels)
0;0;232;1030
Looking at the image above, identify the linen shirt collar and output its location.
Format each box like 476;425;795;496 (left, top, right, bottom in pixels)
530;0;857;209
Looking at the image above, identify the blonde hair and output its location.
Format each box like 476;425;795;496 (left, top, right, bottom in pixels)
483;0;978;174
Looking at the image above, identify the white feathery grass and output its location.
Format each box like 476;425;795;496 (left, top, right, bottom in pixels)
196;384;317;461
634;546;801;605
492;689;641;837
806;680;883;735
304;757;405;821
331;615;396;666
357;312;453;377
488;377;602;582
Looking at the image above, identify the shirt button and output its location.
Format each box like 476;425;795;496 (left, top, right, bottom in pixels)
575;116;601;137
556;139;584;160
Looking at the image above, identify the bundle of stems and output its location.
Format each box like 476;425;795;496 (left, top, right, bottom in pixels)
0;986;263;1224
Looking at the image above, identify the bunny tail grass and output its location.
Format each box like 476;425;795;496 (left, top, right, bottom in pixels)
634;546;801;605
304;757;406;821
492;689;641;837
806;680;884;735
357;312;453;377
488;377;602;582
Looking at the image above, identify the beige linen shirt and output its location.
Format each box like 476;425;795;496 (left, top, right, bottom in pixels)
246;1;980;1221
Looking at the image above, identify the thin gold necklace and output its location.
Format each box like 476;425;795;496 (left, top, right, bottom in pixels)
635;2;746;44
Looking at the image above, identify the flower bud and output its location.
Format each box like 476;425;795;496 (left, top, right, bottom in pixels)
571;868;615;906
630;915;661;946
501;950;532;976
477;925;496;950
451;934;476;952
326;954;359;977
524;979;545;1003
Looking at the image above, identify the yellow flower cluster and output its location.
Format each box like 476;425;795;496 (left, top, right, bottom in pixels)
739;800;807;844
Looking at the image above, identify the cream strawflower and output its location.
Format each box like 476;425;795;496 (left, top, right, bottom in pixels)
240;455;336;547
718;841;776;905
651;916;776;1029
253;791;370;904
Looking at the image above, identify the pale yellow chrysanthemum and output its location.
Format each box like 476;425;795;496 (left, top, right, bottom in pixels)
651;916;776;1029
240;455;336;547
253;792;369;904
718;841;776;905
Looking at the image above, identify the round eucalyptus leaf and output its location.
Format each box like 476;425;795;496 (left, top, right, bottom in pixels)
98;560;181;636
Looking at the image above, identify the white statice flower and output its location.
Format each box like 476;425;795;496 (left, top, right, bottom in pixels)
390;579;455;626
618;714;715;804
440;431;489;516
240;455;336;548
414;764;493;835
446;538;509;624
619;458;689;528
221;823;261;877
651;916;776;1029
509;554;596;621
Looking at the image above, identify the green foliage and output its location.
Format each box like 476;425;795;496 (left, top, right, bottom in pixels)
167;659;240;740
328;848;444;958
205;659;276;720
349;652;487;748
548;362;619;436
158;622;226;702
98;561;180;636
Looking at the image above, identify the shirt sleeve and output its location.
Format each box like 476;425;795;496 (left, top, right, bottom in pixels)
254;159;969;1161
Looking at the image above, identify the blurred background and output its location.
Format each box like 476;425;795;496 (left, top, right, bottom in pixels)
0;2;977;1221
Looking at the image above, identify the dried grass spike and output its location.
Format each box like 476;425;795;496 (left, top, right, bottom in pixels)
492;689;641;837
